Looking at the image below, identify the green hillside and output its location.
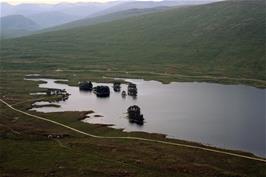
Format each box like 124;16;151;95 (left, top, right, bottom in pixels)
0;15;40;39
1;0;265;86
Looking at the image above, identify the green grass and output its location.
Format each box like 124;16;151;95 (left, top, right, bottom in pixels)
1;0;265;87
0;1;266;176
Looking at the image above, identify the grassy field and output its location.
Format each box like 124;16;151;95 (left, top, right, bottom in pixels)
0;0;266;176
0;70;266;177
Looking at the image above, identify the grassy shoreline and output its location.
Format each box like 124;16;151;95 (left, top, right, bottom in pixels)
1;98;266;177
24;68;266;89
2;69;266;157
8;91;265;159
1;70;266;177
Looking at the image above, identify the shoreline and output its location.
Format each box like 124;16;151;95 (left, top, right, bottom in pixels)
24;75;266;158
24;70;266;89
78;113;266;159
26;99;265;159
2;97;266;162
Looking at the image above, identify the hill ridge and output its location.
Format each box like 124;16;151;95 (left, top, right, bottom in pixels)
1;0;265;85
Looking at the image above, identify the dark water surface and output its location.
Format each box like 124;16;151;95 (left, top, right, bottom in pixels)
27;78;266;157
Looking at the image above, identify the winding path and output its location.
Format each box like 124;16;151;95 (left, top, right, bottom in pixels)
1;98;265;163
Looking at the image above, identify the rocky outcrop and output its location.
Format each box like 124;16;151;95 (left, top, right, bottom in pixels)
127;105;144;125
128;83;137;96
79;81;93;91
113;82;121;92
93;86;110;97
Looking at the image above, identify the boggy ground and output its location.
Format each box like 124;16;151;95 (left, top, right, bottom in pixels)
0;70;265;177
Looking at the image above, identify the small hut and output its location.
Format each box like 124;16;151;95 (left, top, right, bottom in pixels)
128;83;137;96
113;82;121;92
79;81;93;91
93;86;110;97
127;105;144;125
